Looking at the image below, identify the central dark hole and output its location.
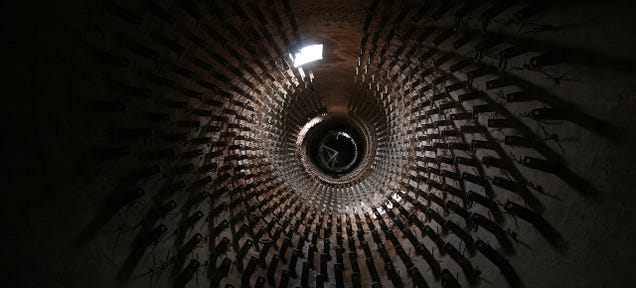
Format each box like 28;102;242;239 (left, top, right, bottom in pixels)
305;116;365;176
318;131;358;171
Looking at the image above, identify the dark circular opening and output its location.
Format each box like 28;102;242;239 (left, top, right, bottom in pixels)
318;131;358;172
304;116;365;177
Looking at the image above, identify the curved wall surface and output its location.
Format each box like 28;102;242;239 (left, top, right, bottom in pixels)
4;1;636;288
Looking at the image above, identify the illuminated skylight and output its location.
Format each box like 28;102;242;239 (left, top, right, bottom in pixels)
290;44;323;67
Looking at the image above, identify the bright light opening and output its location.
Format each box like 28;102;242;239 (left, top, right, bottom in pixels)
290;44;323;68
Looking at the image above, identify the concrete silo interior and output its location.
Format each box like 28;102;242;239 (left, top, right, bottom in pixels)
4;0;636;287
